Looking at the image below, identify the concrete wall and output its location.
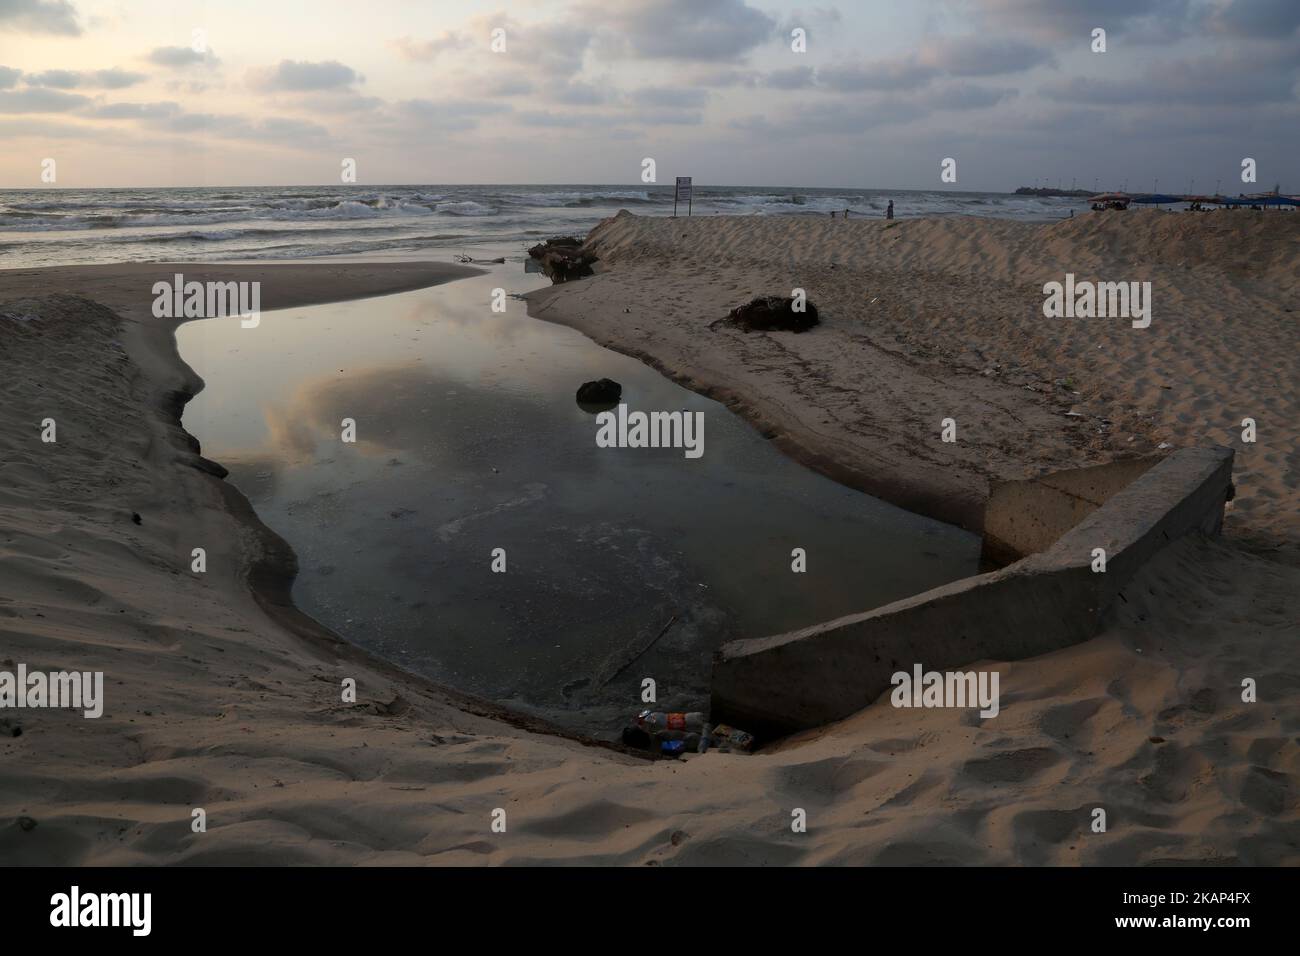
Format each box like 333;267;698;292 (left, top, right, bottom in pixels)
981;457;1159;563
711;447;1234;740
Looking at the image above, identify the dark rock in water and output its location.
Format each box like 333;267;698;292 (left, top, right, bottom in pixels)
17;816;37;832
576;378;622;405
723;295;820;333
527;236;597;283
131;512;142;525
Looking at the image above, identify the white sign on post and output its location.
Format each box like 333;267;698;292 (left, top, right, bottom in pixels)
674;176;693;216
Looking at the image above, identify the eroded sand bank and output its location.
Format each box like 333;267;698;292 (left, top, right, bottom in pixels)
526;211;1298;561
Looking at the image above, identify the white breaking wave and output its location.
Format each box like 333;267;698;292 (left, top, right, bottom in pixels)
434;200;496;216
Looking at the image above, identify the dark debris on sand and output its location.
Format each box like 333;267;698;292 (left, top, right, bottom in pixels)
716;295;820;333
527;237;598;283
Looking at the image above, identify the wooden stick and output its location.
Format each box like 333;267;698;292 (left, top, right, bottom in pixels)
600;614;678;687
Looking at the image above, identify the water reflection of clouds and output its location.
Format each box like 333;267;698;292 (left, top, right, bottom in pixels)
177;274;987;719
253;360;575;473
397;282;549;352
258;363;450;464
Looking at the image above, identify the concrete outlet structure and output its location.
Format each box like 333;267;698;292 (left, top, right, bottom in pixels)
711;447;1235;740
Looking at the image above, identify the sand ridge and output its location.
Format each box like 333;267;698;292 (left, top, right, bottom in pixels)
529;210;1298;559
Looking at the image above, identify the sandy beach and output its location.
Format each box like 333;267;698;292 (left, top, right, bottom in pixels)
529;211;1299;560
2;214;1297;865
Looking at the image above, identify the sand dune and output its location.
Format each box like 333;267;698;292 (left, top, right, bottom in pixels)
532;210;1298;559
2;234;1298;866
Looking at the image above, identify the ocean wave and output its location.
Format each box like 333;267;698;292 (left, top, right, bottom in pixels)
0;197;453;231
435;200;496;216
489;189;663;207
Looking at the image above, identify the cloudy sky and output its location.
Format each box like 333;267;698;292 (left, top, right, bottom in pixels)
1;0;1296;190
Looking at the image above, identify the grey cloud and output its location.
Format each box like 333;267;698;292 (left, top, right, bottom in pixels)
687;67;759;88
728;79;1010;139
578;0;776;61
555;81;610;105
972;0;1196;41
517;110;604;128
396;97;511;132
250;60;361;92
0;65;20;88
1040;44;1300;106
483;75;534;96
636;108;704;125
1210;0;1300;37
919;37;1055;76
0;0;80;35
628;86;708;108
0;86;88;112
391;32;472;61
729;99;907;136
764;65;816;89
491;18;594;78
776;5;843;36
83;100;181;120
147;46;220;68
399;97;511;117
26;67;147;89
518;107;700;127
924;82;1017;110
819;57;939;92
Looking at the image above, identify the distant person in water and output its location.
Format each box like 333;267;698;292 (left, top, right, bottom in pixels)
886;200;894;220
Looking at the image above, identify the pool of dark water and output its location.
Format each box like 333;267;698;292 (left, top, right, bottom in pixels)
177;259;980;736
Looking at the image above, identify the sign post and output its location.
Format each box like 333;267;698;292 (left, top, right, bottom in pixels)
674;176;693;217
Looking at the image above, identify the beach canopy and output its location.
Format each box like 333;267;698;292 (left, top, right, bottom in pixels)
1088;192;1298;208
1216;195;1300;207
1128;194;1183;205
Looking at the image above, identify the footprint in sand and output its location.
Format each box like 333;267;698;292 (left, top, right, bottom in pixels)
961;747;1061;784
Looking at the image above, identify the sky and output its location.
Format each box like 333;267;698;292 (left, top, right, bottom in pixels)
0;0;1296;190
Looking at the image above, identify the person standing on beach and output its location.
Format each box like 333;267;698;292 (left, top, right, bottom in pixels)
886;200;894;220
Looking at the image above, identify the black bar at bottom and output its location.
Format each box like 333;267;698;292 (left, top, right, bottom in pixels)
0;865;1284;942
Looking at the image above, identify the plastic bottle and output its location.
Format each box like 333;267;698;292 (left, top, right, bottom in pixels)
636;710;706;734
